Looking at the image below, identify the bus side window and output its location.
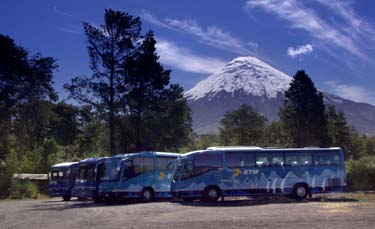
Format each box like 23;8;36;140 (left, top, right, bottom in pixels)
285;154;299;167
157;157;176;171
194;152;222;175
123;160;135;180
226;151;255;168
133;157;154;175
256;154;269;167
285;153;312;167
270;154;284;167
313;152;340;166
97;163;105;182
182;160;194;180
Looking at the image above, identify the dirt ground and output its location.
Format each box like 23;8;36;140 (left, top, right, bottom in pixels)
1;192;375;229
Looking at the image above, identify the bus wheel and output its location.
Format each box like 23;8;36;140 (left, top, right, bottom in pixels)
62;195;71;201
141;188;154;203
293;184;308;199
203;187;220;202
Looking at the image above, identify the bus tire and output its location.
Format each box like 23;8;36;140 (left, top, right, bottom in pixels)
62;195;71;201
293;184;308;199
203;186;220;202
140;188;154;203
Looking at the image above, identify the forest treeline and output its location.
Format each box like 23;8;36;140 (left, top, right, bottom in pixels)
0;9;374;198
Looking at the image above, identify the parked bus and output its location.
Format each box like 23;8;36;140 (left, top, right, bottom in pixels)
49;162;78;201
97;152;179;202
171;147;346;201
72;157;105;200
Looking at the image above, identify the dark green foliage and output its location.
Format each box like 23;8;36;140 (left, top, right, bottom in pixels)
0;34;57;115
326;105;352;154
119;32;192;152
9;180;38;199
65;9;142;155
263;121;289;147
0;34;57;159
219;104;266;146
280;70;329;147
50;103;78;146
346;156;375;190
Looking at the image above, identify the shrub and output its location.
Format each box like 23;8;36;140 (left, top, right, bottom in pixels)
346;156;375;191
9;180;38;199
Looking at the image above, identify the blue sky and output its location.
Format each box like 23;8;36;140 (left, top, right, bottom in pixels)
1;0;375;104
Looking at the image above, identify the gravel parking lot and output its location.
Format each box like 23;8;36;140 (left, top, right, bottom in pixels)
1;193;375;229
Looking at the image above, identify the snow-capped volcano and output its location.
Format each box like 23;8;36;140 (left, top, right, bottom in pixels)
186;56;375;135
185;56;291;101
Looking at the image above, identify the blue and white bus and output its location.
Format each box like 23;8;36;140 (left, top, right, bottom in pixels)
72;157;105;200
171;147;346;201
97;152;179;202
49;162;78;201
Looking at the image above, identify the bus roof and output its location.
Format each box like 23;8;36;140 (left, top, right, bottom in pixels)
207;146;341;151
180;147;342;158
111;151;180;159
79;157;106;164
207;146;262;150
51;162;77;168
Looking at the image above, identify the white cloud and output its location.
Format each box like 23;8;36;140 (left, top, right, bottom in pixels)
313;0;375;46
245;0;372;61
324;81;375;105
287;44;313;58
155;39;226;74
140;11;176;30
141;11;256;55
165;19;255;55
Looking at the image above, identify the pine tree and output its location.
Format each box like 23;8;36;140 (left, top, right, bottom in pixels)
65;9;141;155
121;32;192;151
219;104;266;146
279;70;328;147
326;105;351;149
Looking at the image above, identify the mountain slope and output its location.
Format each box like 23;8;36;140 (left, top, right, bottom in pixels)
186;56;375;135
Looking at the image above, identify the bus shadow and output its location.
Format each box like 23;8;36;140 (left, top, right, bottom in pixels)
26;195;359;211
174;195;358;207
26;199;159;211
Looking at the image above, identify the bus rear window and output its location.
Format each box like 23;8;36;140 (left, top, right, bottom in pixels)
51;169;68;181
314;152;340;166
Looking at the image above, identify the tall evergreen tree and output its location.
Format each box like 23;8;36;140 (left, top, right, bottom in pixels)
121;32;192;151
0;34;57;159
219;104;266;146
279;70;328;147
65;9;141;155
326;105;351;149
0;35;57;115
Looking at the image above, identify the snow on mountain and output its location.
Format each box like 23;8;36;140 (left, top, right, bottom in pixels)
185;56;292;101
185;56;375;135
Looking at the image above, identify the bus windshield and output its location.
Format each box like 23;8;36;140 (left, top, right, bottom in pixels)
99;158;121;182
78;163;96;182
51;168;70;182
